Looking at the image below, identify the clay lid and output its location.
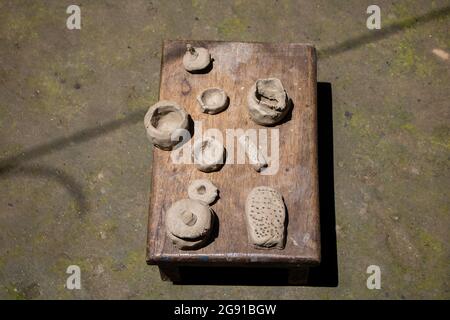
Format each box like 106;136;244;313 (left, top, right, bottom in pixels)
183;44;211;72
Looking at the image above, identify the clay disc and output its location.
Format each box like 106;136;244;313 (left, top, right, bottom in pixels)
187;179;219;205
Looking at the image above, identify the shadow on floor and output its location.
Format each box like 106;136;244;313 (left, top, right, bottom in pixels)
169;83;338;286
0;164;88;216
307;82;338;287
0;110;147;217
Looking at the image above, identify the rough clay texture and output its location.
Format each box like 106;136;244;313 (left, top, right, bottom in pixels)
245;186;286;249
144;100;189;150
1;0;448;299
247;78;290;125
197;88;229;114
165;199;213;249
182;45;211;72
187;179;219;205
192;137;226;172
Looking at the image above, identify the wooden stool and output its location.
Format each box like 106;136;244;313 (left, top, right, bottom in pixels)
147;40;320;285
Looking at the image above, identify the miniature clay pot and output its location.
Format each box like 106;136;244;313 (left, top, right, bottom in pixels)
247;78;290;126
165;199;214;249
197;88;229;114
144;100;190;150
245;186;286;249
183;44;211;72
192;137;226;172
188;179;219;205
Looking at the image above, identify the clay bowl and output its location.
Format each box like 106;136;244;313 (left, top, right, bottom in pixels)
197;88;229;114
144;100;190;150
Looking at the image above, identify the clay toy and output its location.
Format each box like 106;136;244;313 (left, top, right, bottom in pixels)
183;44;212;72
247;78;290;126
188;179;219;205
245;186;286;249
238;134;268;172
197;88;229;114
144;100;190;150
192;137;226;172
165;199;214;250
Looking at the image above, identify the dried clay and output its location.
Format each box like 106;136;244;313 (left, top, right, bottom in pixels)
183;44;211;72
197;88;229;114
144;101;190;150
192;137;226;172
188;179;219;205
247;78;290;126
237;134;268;172
165;199;214;250
245;186;286;249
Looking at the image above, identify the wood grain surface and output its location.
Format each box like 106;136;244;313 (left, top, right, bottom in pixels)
147;40;320;267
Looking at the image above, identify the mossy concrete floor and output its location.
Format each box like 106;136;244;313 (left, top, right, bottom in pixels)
0;0;449;299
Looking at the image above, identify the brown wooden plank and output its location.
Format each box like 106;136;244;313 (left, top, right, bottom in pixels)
147;40;320;267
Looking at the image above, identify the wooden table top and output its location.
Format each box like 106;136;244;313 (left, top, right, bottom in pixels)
147;40;320;267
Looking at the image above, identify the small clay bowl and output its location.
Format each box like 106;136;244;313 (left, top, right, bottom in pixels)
197;88;229;114
192;137;226;172
144;100;190;150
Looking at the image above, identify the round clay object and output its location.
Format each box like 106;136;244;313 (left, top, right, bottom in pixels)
192;137;226;172
144;100;190;150
165;199;212;240
166;228;210;250
183;44;211;72
247;78;290;126
188;179;219;205
245;186;286;249
197;88;229;114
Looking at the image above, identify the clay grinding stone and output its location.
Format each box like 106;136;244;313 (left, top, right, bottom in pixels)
245;186;286;249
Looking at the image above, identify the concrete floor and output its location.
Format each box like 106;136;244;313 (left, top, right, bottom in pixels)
0;0;448;299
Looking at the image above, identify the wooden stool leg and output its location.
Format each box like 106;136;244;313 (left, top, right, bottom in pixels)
288;267;309;285
159;265;182;283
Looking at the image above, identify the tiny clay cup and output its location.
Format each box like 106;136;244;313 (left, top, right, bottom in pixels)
197;88;229;114
144;100;190;150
